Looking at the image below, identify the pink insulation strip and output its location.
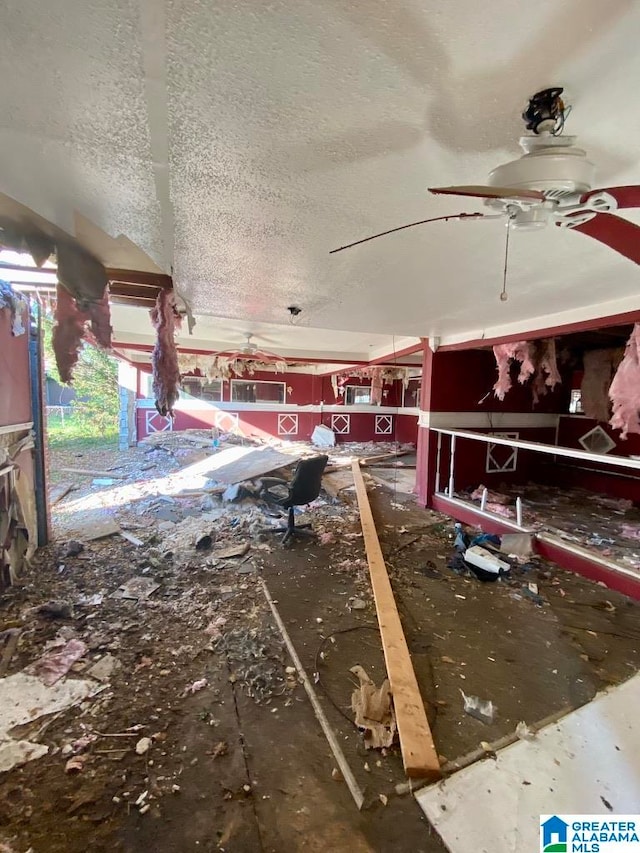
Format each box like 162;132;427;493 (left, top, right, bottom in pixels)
621;524;640;541
470;485;511;504
492;341;530;400
609;323;640;439
581;349;617;422
52;284;112;383
531;339;561;405
150;289;182;417
539;339;561;389
28;639;87;687
370;368;384;406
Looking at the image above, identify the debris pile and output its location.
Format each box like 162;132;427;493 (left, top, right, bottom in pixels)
212;625;285;704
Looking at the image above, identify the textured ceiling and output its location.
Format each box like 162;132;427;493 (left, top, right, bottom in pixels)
2;0;640;358
110;304;414;363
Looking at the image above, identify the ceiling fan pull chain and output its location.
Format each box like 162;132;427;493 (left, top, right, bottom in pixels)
500;219;511;302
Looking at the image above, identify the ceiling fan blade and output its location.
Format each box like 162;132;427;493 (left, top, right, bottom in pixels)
568;212;640;265
429;185;546;201
330;211;485;254
581;186;640;209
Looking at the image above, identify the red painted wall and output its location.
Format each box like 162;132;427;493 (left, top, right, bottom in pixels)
537;415;640;502
137;407;413;445
429;350;570;413
0;307;36;537
445;427;558;492
138;367;417;445
419;347;638;503
0;311;32;427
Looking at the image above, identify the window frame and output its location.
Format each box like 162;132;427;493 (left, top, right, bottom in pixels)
179;376;223;402
569;389;584;415
230;378;287;404
345;384;372;405
402;377;422;408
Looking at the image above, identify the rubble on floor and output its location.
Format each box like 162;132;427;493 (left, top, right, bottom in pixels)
2;432;639;851
460;482;640;571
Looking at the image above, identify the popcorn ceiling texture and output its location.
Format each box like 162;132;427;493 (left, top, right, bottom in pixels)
0;0;163;266
1;0;640;347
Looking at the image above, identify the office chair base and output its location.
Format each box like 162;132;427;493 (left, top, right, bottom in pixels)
260;522;314;546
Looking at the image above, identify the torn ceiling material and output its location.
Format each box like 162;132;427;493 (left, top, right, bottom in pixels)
1;216;112;383
581;348;621;422
178;352;288;380
492;339;561;404
151;289;181;417
52;283;111;383
0;217;54;268
609;322;640;439
492;341;533;400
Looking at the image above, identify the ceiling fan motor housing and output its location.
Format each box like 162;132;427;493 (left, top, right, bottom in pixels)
488;135;595;196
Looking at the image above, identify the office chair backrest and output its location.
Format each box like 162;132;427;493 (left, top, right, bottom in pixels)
284;455;329;508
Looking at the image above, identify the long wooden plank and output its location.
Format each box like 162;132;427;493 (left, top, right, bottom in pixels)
360;450;412;467
351;460;440;780
59;467;127;479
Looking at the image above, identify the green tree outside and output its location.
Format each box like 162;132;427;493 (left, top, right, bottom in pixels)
42;314;119;441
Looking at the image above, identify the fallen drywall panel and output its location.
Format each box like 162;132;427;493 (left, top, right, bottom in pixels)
415;672;640;853
180;445;300;485
0;672;101;771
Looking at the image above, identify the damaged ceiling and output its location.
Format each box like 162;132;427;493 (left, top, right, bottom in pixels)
1;0;640;358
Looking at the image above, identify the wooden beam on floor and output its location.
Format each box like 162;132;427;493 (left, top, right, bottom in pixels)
351;460;441;780
360;450;412;467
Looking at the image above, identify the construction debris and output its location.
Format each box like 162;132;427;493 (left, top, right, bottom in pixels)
27;638;87;686
0;673;100;771
350;665;397;749
86;653;119;683
312;424;336;447
111;577;159;601
460;690;495;724
212;626;285;704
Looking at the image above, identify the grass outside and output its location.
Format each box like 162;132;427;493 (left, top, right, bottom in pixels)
47;412;119;453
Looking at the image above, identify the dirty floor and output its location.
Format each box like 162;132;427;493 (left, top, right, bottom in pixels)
1;435;639;852
458;481;640;574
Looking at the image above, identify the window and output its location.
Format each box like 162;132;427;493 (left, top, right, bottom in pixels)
231;380;286;404
569;389;584;414
180;376;223;401
403;378;421;408
345;385;371;405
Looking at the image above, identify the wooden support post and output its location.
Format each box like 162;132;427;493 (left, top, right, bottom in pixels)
351;460;441;780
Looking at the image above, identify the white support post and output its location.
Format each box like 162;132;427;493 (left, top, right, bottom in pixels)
516;496;523;528
448;434;456;498
480;488;488;512
435;431;442;494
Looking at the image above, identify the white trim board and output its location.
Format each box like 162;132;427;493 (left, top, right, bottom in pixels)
0;422;33;436
416;673;640;853
136;399;419;416
420;412;559;430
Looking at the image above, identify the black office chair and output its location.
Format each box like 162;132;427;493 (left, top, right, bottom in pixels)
259;455;329;545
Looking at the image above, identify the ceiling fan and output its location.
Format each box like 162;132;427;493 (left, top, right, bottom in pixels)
331;88;640;267
210;333;286;363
